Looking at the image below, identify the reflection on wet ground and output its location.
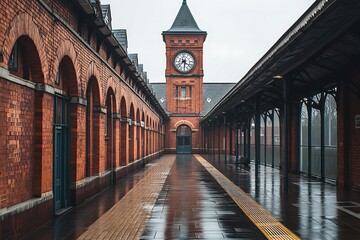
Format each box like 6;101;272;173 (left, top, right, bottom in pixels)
22;154;360;240
141;154;266;239
203;154;360;240
22;163;155;240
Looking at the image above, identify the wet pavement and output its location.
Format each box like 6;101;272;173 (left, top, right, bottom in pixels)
141;154;266;239
203;154;360;240
21;153;360;240
21;159;163;240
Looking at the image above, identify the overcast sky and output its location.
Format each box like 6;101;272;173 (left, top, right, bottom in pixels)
101;0;315;83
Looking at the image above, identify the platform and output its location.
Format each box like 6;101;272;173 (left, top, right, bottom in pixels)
22;154;360;239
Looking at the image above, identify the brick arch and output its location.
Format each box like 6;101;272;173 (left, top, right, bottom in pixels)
2;12;49;83
106;87;117;113
106;76;119;109
85;61;103;104
54;40;81;96
120;96;127;117
174;120;195;129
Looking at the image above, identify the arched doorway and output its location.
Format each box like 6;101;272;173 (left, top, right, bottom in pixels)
176;125;192;153
54;56;77;214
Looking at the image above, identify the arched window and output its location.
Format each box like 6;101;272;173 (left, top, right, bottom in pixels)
260;115;266;165
324;94;337;181
273;109;281;167
250;118;255;160
300;101;309;174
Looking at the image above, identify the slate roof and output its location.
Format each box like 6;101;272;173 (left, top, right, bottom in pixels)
151;83;235;116
162;0;206;35
112;29;128;53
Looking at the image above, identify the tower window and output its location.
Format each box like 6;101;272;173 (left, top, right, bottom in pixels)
194;40;198;44
170;40;174;44
186;40;190;43
181;86;186;98
175;86;179;98
178;40;182;43
189;86;192;98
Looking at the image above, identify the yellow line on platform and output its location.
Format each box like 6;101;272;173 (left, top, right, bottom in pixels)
194;154;300;240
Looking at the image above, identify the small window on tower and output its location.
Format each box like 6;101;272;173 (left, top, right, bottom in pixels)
170;40;174;44
189;86;192;98
186;40;190;43
194;40;198;44
175;86;179;98
178;40;182;43
181;86;186;98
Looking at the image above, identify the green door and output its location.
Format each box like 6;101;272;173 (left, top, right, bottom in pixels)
54;95;71;214
176;125;192;154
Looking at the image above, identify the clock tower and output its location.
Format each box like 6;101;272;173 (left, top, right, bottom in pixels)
162;0;207;153
162;0;207;114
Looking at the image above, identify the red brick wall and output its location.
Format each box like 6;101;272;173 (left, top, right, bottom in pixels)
0;1;166;237
0;78;34;208
348;67;360;190
164;34;205;115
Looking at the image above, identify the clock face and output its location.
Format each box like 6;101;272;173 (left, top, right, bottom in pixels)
174;52;195;73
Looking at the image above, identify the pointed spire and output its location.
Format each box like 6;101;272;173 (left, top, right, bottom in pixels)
162;0;206;35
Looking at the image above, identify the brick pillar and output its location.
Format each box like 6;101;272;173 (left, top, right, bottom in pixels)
120;119;128;166
70;101;86;182
34;91;54;196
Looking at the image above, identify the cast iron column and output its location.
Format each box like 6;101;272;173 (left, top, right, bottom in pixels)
255;100;261;173
283;77;289;192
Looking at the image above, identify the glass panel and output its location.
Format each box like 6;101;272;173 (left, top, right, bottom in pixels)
250;118;255;161
177;125;191;136
324;94;337;180
184;137;191;146
273;110;281;167
311;95;321;177
300;102;309;173
181;86;186;98
260;116;266;164
9;42;18;71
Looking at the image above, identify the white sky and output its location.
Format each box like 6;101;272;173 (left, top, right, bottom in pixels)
101;0;316;83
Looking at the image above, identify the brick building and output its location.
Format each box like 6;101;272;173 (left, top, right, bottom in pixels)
0;1;168;238
152;0;234;154
3;0;360;239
